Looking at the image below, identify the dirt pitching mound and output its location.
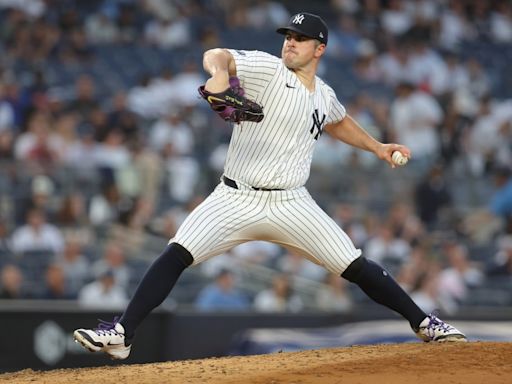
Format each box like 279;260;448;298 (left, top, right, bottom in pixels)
1;342;510;384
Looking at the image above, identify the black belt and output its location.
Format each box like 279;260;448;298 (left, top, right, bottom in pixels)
222;176;283;191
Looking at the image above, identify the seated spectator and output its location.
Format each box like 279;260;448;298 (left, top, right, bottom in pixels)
487;235;512;277
88;182;121;227
10;208;65;254
0;217;13;256
200;251;237;279
144;13;190;49
0;264;25;299
326;13;362;59
39;263;75;300
171;61;206;107
195;269;250;312
90;242;130;289
490;167;512;216
364;226;410;267
380;0;413;36
410;268;456;315
353;40;380;82
490;2;512;43
464;166;512;242
438;0;475;50
331;202;368;249
377;42;411;87
387;202;425;244
92;129;130;182
0;85;15;132
78;269;128;309
438;242;484;304
406;39;449;95
55;237;90;297
245;0;290;29
149;109;195;155
467;97;512;177
253;274;303;313
55;192;95;243
162;142;200;203
52;112;84;168
116;139;163;203
389;81;443;167
66;75;100;123
58;27;95;63
315;273;353;313
107;92;139;142
14;112;61;171
0;128;14;160
414;163;452;228
127;74;163;119
15;174;58;225
84;9;120;43
396;261;421;293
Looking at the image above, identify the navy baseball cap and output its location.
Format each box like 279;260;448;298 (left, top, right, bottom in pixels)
276;12;328;45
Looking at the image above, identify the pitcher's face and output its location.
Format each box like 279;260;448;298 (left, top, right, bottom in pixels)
281;32;324;70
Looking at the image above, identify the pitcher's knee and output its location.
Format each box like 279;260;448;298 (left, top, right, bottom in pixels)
164;242;194;267
341;256;367;283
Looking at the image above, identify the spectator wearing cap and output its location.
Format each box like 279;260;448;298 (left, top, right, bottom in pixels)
78;268;128;309
15;174;58;223
90;242;130;289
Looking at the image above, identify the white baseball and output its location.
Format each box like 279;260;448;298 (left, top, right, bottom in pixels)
392;151;408;166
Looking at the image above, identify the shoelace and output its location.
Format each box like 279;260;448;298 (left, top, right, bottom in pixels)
94;316;122;336
425;315;453;339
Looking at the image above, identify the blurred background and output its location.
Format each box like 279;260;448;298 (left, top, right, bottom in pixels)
1;0;512;372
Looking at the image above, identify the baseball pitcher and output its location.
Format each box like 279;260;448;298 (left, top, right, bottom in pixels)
74;12;466;360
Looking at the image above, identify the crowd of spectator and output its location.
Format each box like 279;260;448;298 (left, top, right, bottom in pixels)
0;0;512;315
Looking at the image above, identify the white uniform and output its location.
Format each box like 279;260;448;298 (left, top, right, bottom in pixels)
171;50;361;274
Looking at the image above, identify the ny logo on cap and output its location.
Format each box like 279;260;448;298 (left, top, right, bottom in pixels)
292;14;305;24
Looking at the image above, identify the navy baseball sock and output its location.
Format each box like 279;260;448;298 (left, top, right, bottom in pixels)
342;257;426;330
119;242;193;338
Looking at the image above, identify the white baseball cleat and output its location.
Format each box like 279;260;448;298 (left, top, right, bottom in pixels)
415;313;467;342
74;318;132;360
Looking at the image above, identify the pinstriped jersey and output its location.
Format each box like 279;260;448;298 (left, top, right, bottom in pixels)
224;49;346;190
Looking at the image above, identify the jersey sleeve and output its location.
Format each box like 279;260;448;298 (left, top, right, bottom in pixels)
325;86;347;125
227;49;280;98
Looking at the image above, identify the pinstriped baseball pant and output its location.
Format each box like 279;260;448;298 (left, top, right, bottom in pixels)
170;182;362;274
